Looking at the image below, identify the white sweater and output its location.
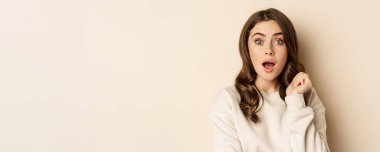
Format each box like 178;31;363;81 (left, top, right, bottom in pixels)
209;85;330;152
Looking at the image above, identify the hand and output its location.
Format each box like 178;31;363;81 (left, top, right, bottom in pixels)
286;72;312;96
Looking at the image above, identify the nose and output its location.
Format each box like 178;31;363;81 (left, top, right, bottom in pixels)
264;44;275;56
265;52;274;55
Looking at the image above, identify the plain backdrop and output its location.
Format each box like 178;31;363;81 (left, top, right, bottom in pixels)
1;0;380;152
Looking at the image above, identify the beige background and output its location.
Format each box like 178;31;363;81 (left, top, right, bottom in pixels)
1;0;380;152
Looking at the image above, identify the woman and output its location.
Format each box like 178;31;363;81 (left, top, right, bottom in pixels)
209;8;330;152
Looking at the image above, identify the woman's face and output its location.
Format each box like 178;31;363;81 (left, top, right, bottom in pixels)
248;20;288;82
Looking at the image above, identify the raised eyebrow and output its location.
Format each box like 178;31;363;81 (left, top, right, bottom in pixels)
252;32;265;37
252;32;283;37
273;32;283;36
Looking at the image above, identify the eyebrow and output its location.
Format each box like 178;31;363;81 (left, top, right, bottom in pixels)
252;32;283;37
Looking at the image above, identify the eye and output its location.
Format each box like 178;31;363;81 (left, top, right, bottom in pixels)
273;39;285;45
254;39;264;45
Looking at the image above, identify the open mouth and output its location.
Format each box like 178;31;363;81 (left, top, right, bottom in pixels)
262;61;276;72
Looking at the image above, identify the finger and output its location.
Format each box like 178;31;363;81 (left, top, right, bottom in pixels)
301;74;308;85
299;75;312;90
304;75;312;88
294;77;303;87
292;73;301;87
292;72;302;82
293;72;308;87
301;78;312;93
293;72;304;87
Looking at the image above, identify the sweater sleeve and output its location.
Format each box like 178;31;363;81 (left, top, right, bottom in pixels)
285;88;330;152
209;89;243;152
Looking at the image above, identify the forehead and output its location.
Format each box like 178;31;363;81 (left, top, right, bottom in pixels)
250;20;282;35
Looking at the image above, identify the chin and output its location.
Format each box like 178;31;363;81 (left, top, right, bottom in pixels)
261;75;276;81
260;73;280;81
265;77;277;81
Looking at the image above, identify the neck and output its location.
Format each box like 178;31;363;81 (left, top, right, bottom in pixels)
255;77;279;94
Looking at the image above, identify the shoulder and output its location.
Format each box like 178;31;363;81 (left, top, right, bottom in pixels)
210;85;241;114
215;85;241;104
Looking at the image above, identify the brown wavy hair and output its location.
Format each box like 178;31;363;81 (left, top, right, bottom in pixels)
235;8;306;123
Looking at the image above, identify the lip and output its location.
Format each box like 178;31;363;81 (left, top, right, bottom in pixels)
262;59;276;73
263;66;274;73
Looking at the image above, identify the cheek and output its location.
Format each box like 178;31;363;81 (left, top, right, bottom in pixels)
277;49;288;64
248;45;264;60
